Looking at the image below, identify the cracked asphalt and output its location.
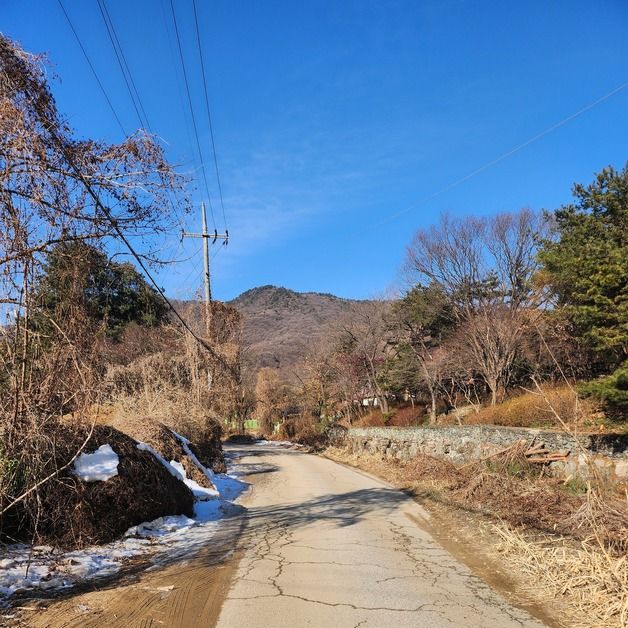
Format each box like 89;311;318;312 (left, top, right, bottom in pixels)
216;444;545;628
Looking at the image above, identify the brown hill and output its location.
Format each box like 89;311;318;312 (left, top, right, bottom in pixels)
228;285;368;381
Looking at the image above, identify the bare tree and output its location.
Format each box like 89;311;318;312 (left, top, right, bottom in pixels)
337;301;393;414
254;367;289;436
388;285;451;423
0;34;189;528
406;209;545;405
0;34;187;430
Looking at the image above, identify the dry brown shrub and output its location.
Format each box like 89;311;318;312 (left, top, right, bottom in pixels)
567;490;628;556
277;415;327;450
456;385;597;429
452;472;584;532
355;406;426;427
1;424;194;548
356;409;387;427
388;405;426;426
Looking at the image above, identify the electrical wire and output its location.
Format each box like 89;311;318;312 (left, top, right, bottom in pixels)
169;0;217;230
94;0;188;234
378;80;628;228
58;0;206;325
57;0;127;136
59;0;231;307
96;0;151;132
192;0;228;231
49;126;232;370
160;0;198;188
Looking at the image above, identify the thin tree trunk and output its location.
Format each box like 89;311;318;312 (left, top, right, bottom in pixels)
429;387;437;425
379;396;389;414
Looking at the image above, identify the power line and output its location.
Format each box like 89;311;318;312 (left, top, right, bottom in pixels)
96;0;151;133
160;0;198;185
60;0;203;323
57;0;127;136
169;0;217;229
49;126;233;372
192;0;227;231
378;80;628;228
93;0;189;234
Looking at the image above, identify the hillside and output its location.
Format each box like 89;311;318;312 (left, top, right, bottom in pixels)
228;285;367;380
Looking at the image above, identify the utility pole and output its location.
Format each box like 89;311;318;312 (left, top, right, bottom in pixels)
182;202;228;334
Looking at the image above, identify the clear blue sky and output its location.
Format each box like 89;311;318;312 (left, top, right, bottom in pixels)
3;0;627;301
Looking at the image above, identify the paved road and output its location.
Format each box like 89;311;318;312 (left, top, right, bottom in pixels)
216;444;544;628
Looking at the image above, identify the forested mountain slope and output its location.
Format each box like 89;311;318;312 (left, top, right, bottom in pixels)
229;285;368;380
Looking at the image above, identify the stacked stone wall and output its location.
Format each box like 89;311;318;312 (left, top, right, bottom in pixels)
344;425;628;483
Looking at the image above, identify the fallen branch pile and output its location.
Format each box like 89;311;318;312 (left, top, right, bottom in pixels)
460;438;571;473
524;440;570;464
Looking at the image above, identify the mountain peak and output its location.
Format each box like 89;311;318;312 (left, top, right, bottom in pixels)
229;285;367;380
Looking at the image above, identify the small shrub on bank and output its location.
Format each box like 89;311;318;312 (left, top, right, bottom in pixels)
388;405;426;426
580;362;628;420
356;409;387;427
355;406;429;427
277;415;327;449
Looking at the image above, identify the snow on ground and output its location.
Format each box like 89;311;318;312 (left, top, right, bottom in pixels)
171;430;217;484
169;461;218;500
136;442;181;478
0;444;250;599
73;444;119;482
255;439;294;447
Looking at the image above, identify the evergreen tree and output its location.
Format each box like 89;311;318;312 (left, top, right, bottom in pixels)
540;164;628;371
36;241;168;340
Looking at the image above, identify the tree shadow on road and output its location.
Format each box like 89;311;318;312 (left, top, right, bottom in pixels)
243;486;408;531
13;446;408;606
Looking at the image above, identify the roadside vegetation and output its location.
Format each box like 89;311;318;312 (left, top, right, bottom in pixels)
248;164;627;436
0;35;242;554
323;444;626;627
244;154;627;627
1;29;626;626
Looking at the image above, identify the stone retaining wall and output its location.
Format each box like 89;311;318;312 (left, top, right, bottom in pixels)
344;425;628;483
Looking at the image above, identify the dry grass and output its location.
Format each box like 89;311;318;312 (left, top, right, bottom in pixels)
276;415;329;450
440;385;601;430
102;351;227;473
356;405;425;427
493;524;628;627
325;445;628;626
326;445;627;550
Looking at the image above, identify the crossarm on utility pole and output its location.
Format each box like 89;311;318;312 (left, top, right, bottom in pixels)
181;202;229;335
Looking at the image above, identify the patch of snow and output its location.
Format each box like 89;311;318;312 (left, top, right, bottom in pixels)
211;474;247;502
170;430;216;484
138;437;219;500
255;439;294;447
170;429;190;445
125;515;196;538
169;461;219;500
136;442;183;481
73;444;119;482
0;441;251;600
0;544;124;596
